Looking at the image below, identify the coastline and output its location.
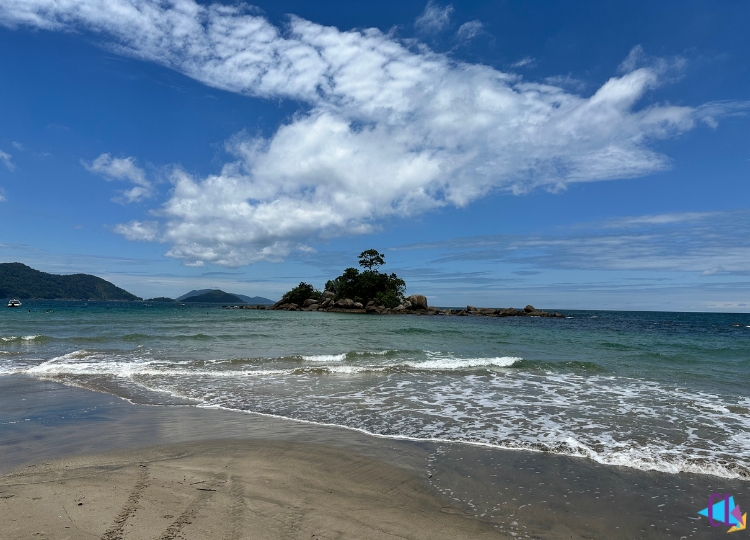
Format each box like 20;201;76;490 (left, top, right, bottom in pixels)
1;375;745;539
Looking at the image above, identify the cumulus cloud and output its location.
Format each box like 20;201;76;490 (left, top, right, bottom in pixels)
113;220;159;241
415;1;454;33
2;1;746;266
0;150;14;171
83;153;152;202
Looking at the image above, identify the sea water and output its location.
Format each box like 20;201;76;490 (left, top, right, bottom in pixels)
1;301;748;480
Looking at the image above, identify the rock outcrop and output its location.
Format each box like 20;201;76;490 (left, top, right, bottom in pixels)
246;296;564;318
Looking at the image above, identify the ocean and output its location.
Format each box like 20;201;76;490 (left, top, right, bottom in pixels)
1;301;748;481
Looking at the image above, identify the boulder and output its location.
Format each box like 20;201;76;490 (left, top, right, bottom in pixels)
286;303;299;311
402;300;412;310
336;298;355;308
467;305;477;312
353;302;364;309
320;298;332;307
524;305;535;313
322;291;335;299
407;295;428;310
303;298;317;307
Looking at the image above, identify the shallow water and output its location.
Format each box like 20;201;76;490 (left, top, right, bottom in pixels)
1;301;748;479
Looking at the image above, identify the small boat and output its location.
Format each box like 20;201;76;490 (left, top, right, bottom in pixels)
7;298;22;308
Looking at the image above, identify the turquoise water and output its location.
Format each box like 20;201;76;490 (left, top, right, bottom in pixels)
1;301;749;479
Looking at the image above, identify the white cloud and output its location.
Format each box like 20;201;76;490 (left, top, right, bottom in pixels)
511;56;535;68
83;153;152;202
0;188;6;202
2;1;746;266
11;141;23;150
113;220;159;241
402;209;750;276
0;150;14;171
455;20;482;41
415;1;454;33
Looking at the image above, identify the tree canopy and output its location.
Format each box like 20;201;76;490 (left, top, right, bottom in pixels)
357;249;385;271
279;250;406;308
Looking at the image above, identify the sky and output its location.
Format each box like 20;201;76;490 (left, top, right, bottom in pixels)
0;0;748;310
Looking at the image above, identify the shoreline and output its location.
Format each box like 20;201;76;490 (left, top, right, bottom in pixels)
1;375;746;539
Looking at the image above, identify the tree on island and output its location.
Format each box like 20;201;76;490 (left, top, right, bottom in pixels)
324;249;405;308
279;249;406;308
281;282;321;306
357;249;385;271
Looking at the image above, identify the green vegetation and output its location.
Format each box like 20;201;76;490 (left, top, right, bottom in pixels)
281;282;321;305
0;262;141;300
182;290;244;303
280;249;405;308
145;297;175;302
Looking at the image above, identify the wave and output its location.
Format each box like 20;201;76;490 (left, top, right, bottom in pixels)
404;356;521;370
302;353;347;362
0;335;45;343
11;349;749;481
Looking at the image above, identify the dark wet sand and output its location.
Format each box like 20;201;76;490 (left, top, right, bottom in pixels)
1;375;746;539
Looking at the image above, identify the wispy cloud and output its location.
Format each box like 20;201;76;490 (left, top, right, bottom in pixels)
0;188;6;202
83;153;153;203
398;209;750;276
544;74;588;92
511;56;536;68
415;1;454;33
455;20;483;41
0;150;14;171
2;1;747;267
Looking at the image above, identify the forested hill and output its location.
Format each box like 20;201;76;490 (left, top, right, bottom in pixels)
0;262;141;300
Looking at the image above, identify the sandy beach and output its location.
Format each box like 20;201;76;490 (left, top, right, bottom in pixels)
1;439;501;540
1;375;746;540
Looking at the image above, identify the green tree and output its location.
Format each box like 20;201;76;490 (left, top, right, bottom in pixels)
324;250;406;306
281;282;321;305
358;249;385;271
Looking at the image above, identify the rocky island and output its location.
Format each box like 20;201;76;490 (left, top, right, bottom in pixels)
230;249;564;318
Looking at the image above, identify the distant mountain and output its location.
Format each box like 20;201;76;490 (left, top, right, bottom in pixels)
177;289;274;304
236;295;275;305
176;289;214;301
0;262;141;301
182;290;244;303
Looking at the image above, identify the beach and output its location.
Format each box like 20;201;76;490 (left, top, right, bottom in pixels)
2;375;747;539
2;303;749;538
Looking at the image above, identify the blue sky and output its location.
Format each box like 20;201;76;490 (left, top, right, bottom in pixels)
0;0;748;310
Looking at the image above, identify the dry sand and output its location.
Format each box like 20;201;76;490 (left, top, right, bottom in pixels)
0;439;499;540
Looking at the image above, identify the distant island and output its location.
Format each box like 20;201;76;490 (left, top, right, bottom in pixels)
183;290;244;303
177;289;274;304
0;262;141;301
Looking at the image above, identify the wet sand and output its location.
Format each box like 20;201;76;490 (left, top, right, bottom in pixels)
1;375;746;539
0;440;501;540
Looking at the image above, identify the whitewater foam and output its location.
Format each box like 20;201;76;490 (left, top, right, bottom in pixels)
302;354;347;362
405;356;522;370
